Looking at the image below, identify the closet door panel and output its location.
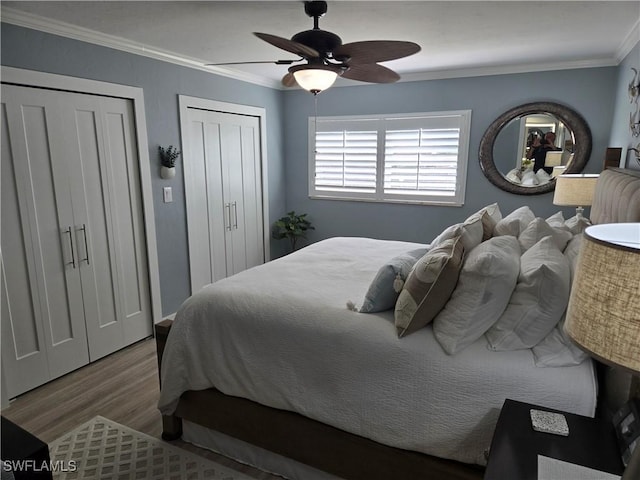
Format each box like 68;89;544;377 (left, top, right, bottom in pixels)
1;104;50;396
67;101;121;360
239;121;264;270
221;122;247;275
1;85;89;393
183;103;264;292
18;97;90;377
66;95;152;360
185;109;226;292
101;98;151;343
203;118;227;284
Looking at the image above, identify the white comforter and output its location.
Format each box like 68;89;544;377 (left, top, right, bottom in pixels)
158;237;597;465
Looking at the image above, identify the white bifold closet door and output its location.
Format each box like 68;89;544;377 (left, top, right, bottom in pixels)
1;84;152;398
185;108;264;292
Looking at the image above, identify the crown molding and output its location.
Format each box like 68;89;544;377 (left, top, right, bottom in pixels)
0;7;282;89
391;58;620;85
616;17;640;63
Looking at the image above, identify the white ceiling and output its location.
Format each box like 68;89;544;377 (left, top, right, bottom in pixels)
3;1;640;89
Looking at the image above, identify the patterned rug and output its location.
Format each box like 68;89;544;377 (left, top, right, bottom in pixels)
48;416;253;480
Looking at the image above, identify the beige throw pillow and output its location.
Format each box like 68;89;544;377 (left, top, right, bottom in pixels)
395;237;464;338
433;236;520;355
485;236;571;351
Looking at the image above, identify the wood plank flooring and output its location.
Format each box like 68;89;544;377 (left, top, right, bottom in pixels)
1;337;280;480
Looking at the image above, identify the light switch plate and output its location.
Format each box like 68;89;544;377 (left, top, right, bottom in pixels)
163;187;173;203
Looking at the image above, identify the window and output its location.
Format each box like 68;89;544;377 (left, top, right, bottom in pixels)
309;111;471;206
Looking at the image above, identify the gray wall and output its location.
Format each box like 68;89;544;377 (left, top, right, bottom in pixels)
609;41;640;171
1;23;286;315
282;68;618;246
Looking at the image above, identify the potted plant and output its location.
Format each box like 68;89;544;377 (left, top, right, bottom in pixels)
159;145;181;179
272;211;314;252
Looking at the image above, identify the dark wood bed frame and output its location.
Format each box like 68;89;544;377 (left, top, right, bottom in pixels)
156;168;640;480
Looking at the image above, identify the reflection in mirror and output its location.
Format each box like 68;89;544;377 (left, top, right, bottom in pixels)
493;113;575;186
480;102;592;195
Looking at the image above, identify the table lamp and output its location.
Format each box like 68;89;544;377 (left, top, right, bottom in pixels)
553;174;599;218
564;222;640;480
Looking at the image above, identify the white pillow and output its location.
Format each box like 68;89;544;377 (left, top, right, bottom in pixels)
493;206;536;237
535;169;551;184
564;214;590;234
563;234;583;284
518;217;573;252
485;236;571;351
506;169;522;184
433;236;520;355
467;203;502;241
546;211;565;228
521;171;539;186
431;213;483;252
532;317;588;367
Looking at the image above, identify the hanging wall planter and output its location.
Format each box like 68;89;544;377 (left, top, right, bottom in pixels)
160;165;176;179
159;145;181;179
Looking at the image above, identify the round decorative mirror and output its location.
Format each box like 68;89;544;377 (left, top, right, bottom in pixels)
479;102;592;195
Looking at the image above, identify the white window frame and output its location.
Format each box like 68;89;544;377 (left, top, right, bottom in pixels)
308;110;471;206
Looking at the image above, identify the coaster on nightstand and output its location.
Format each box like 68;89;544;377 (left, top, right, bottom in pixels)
530;409;569;436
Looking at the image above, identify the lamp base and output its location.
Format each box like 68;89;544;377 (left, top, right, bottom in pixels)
622;442;640;479
575;206;585;218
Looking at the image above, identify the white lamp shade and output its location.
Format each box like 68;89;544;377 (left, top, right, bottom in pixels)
292;68;338;93
564;223;640;372
553;174;599;207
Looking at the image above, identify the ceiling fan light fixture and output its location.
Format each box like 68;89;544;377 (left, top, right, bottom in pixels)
290;64;340;94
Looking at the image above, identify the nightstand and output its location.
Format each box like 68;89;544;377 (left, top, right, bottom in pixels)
484;399;624;480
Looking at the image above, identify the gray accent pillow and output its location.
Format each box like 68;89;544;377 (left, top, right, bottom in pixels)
359;248;429;313
395;237;465;338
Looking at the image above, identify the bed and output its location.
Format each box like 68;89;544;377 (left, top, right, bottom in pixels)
156;167;640;480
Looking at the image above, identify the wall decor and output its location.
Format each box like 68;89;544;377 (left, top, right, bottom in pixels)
630;68;640;137
159;145;180;179
479;102;592;195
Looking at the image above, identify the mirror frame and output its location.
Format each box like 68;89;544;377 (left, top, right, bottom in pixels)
479;102;592;195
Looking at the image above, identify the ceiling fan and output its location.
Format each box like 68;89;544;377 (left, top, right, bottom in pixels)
210;1;421;94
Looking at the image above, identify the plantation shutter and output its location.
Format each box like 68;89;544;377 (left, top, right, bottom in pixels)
309;111;470;205
315;129;378;192
383;115;462;198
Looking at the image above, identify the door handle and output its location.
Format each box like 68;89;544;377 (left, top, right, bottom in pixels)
225;203;232;231
232;202;238;230
79;224;90;265
64;226;76;268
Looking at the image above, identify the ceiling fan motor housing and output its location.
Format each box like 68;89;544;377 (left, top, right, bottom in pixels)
292;30;342;57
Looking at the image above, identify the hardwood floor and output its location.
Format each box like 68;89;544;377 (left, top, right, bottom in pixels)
1;337;280;480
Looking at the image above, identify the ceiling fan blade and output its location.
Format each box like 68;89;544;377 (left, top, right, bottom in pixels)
254;32;320;59
341;64;400;84
333;41;420;65
206;59;301;66
282;72;297;88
